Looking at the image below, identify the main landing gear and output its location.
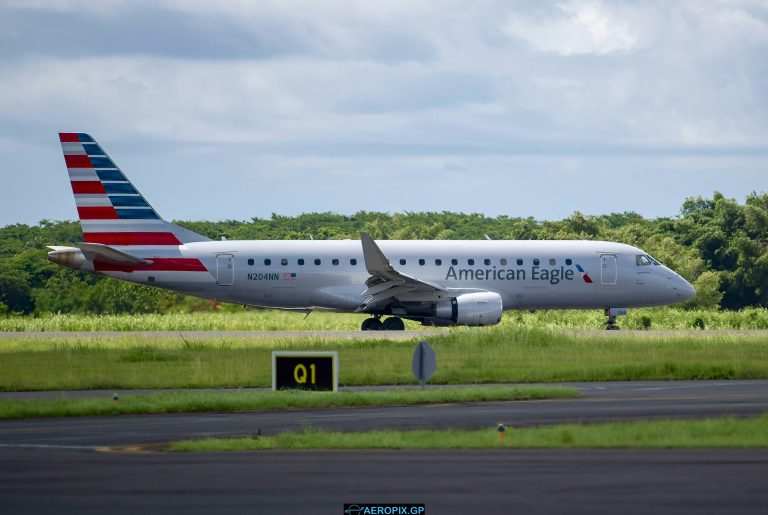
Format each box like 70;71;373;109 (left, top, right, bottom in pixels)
361;316;405;331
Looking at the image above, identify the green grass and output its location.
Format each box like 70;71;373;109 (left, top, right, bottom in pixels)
4;306;768;332
0;386;577;420
0;328;767;390
168;414;768;451
0;310;409;332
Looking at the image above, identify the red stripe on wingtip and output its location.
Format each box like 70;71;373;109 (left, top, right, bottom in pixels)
583;274;593;284
71;181;106;194
65;154;92;168
95;258;207;273
77;206;118;220
83;232;182;246
59;133;79;142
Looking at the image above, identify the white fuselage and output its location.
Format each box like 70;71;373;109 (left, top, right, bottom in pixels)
98;239;695;315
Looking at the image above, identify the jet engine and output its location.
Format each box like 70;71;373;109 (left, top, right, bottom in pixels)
433;292;503;326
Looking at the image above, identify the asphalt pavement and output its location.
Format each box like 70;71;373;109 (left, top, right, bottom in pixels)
1;380;767;514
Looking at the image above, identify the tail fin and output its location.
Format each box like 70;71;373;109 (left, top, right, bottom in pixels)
59;133;209;246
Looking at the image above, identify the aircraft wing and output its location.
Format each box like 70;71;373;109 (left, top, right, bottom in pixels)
357;232;446;312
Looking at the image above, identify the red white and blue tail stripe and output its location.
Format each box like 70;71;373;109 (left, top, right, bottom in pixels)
59;133;209;247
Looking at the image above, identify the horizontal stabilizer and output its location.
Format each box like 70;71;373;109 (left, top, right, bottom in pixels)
76;242;151;266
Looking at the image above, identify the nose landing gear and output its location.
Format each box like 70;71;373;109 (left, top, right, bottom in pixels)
361;316;405;331
604;308;627;330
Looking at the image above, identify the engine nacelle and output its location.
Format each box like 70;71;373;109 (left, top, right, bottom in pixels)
434;292;503;326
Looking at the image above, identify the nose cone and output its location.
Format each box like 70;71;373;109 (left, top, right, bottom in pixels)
656;265;696;305
674;276;696;302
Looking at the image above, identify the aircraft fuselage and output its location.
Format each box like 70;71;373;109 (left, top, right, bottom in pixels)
76;239;694;314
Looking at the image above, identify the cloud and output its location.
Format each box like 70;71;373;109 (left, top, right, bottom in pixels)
0;0;766;224
502;1;653;55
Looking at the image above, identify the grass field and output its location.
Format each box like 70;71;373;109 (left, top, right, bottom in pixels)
0;386;576;420
168;414;768;451
1;328;767;390
4;307;768;332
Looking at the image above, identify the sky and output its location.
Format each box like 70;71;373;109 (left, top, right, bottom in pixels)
0;0;767;225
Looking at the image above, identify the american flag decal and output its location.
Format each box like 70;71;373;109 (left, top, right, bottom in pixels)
283;273;297;280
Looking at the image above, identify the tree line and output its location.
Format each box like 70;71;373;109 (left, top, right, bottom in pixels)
1;191;765;315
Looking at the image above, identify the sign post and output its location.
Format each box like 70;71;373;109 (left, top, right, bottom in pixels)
411;341;436;389
272;351;338;391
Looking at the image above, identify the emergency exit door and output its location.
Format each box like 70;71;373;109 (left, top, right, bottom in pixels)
600;254;617;285
216;254;234;286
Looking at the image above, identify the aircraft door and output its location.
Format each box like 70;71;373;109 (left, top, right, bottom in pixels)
600;254;617;285
216;254;234;286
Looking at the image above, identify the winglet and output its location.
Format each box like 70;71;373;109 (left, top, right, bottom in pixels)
360;232;398;280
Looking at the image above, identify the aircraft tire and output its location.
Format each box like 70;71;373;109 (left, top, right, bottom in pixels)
361;318;383;331
382;317;405;331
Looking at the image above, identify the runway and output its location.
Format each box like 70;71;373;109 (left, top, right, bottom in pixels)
1;447;766;515
1;381;767;447
1;381;767;514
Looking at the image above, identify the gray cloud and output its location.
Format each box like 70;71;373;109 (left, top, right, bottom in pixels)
0;0;767;225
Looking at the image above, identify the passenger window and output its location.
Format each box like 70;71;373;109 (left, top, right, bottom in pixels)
468;259;475;266
298;258;305;266
500;258;507;266
517;258;523;266
565;258;572;266
400;259;406;265
281;258;288;266
549;258;556;266
350;258;357;266
435;259;442;266
636;255;652;266
484;259;491;266
533;258;540;266
451;258;458;265
419;259;425;266
314;258;321;266
264;258;271;266
332;259;339;266
247;259;254;266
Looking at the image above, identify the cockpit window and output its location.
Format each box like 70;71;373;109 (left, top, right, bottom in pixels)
636;254;662;266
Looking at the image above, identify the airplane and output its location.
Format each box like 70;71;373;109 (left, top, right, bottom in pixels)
48;133;696;331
